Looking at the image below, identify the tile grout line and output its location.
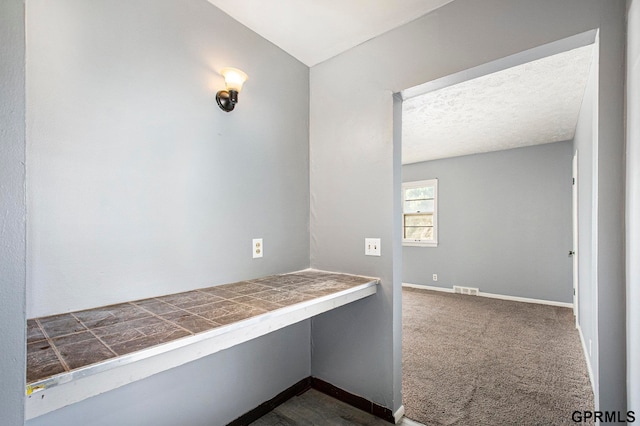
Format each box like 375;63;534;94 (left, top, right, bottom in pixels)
147;295;270;327
142;297;228;325
34;318;72;373
226;293;286;311
128;301;201;337
180;299;266;325
139;298;233;331
70;312;119;358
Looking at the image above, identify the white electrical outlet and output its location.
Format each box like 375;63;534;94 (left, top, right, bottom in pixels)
433;274;438;281
365;238;381;256
253;238;263;258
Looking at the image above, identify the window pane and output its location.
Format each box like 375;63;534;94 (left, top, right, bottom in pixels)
405;214;433;226
405;186;434;201
404;199;434;213
404;226;434;240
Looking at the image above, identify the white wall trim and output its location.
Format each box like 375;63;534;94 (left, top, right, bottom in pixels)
402;283;454;293
402;283;573;308
399;416;427;426
577;323;596;396
394;405;405;424
477;291;573;308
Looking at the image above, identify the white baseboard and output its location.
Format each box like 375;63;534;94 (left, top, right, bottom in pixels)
400;417;427;426
577;324;596;396
402;283;454;293
477;291;573;308
402;283;573;308
394;405;405;424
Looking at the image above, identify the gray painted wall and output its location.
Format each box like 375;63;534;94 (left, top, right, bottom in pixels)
574;41;599;398
626;0;640;412
27;322;311;426
27;0;310;318
403;141;573;303
0;1;26;425
14;0;630;422
25;0;311;424
592;4;627;414
309;0;625;414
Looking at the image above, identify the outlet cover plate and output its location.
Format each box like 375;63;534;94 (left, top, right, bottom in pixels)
253;238;263;258
365;238;381;256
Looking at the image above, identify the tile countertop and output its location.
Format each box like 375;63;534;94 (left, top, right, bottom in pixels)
26;270;379;414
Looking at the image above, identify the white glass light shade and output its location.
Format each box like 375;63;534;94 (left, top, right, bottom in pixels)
221;67;248;92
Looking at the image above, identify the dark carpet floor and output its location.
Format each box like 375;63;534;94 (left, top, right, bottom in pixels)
402;287;594;425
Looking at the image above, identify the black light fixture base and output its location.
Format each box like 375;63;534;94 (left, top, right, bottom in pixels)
216;89;238;112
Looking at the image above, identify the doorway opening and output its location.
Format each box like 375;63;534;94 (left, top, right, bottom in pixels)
396;30;597;424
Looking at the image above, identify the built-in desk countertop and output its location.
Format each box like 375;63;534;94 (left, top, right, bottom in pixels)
26;269;379;420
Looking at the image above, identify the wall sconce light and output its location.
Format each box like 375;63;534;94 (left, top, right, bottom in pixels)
216;67;248;112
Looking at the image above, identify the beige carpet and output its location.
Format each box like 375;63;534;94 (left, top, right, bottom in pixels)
402;288;594;425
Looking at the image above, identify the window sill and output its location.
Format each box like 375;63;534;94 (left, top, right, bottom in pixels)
403;241;438;248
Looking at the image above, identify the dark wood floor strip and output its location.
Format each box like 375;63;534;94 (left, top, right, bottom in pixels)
227;377;312;426
226;377;395;425
311;377;395;424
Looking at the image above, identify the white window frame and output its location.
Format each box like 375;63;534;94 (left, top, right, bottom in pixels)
402;179;438;247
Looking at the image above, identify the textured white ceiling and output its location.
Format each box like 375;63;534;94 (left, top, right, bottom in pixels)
402;45;595;165
207;0;455;67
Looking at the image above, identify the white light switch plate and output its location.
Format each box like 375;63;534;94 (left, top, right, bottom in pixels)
365;238;381;256
253;238;263;258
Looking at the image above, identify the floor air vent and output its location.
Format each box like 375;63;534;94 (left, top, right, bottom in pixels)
453;286;479;296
